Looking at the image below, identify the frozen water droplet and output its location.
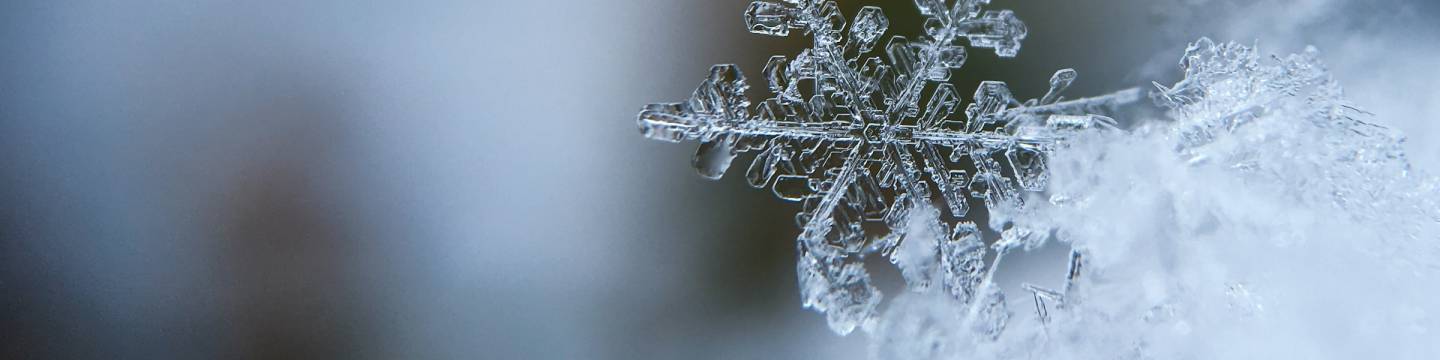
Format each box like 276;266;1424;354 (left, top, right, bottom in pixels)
1040;68;1077;105
637;103;691;142
693;136;738;179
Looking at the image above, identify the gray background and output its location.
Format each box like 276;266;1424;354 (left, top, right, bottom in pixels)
3;0;1437;358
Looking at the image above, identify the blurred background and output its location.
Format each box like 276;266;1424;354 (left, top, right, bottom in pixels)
2;0;1437;359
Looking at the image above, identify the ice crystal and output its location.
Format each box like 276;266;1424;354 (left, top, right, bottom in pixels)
637;0;1139;336
1146;38;1437;273
957;37;1440;359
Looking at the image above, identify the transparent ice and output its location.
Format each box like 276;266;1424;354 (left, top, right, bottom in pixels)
638;0;1440;358
639;0;1138;336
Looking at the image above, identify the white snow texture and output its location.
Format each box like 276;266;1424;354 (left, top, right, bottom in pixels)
874;39;1440;359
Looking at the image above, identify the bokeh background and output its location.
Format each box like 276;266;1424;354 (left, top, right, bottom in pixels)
3;0;1438;359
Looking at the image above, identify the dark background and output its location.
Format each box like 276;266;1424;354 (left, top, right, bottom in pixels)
3;0;1437;359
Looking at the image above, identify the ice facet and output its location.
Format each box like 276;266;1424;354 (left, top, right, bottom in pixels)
960;10;1027;57
920;84;959;129
814;1;846;45
850;7;889;53
773;174;812;201
745;1;797;36
1006;146;1048;191
762;55;790;95
935;45;968;69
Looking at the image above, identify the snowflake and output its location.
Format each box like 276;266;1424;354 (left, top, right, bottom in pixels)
636;0;1139;335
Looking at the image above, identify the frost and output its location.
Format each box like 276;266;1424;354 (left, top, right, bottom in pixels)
638;0;1138;336
982;38;1440;359
637;1;1440;357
